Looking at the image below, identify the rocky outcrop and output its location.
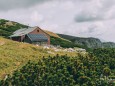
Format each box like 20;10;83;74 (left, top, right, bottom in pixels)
74;37;103;48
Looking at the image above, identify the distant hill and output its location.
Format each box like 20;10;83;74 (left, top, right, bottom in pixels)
58;34;115;48
103;42;115;48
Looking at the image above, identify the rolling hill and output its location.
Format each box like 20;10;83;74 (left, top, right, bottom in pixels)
0;37;78;79
58;34;115;48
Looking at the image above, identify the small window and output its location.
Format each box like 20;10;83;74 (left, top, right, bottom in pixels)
37;30;39;32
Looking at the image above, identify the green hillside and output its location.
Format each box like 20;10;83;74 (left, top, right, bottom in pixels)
0;37;78;79
0;19;28;37
50;36;80;48
0;48;115;86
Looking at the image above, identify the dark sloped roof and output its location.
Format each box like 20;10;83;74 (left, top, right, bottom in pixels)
27;34;48;42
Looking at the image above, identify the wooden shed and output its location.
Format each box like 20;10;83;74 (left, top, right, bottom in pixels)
10;26;50;45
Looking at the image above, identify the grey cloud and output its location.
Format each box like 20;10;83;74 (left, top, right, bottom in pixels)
0;0;98;11
0;0;51;11
74;0;115;23
75;14;104;22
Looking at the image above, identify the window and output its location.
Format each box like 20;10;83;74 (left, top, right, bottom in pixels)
37;30;39;32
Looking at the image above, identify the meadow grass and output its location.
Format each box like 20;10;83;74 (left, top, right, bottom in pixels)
0;37;78;79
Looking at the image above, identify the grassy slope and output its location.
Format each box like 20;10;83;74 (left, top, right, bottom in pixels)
0;37;78;79
44;30;71;42
44;30;60;38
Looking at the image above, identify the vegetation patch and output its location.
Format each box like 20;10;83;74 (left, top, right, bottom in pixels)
0;37;78;79
0;50;115;86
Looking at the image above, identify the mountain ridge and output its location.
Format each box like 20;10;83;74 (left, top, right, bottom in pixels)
58;34;115;48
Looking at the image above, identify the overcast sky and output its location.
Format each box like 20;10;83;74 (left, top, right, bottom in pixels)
0;0;115;42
